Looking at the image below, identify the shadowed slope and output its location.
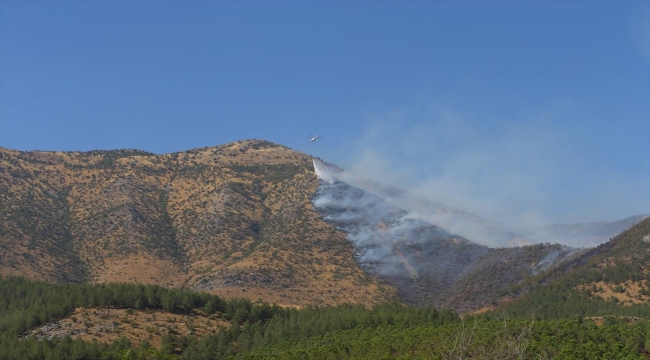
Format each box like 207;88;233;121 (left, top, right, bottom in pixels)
311;164;582;312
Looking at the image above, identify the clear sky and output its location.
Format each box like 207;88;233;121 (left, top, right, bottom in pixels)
1;1;648;226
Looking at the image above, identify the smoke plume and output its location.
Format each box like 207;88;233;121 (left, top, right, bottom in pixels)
313;159;472;277
311;159;588;298
313;159;527;248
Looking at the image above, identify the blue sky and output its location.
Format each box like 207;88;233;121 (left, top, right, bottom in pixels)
1;1;648;226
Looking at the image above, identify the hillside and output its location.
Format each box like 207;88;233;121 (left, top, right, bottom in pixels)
496;217;650;319
0;140;393;306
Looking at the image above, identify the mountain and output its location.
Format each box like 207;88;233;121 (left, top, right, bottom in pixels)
4;140;650;359
2;140;644;314
0;140;393;306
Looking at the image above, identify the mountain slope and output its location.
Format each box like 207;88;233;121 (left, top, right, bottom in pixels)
524;215;649;248
0;140;394;306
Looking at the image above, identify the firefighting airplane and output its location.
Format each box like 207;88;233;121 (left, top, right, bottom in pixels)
310;135;320;142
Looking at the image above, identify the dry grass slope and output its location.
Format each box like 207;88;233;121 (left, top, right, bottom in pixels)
23;307;230;349
0;140;395;307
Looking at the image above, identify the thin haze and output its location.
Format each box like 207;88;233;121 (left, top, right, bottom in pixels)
1;1;648;226
338;103;649;228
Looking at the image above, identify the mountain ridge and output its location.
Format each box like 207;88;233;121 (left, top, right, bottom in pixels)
1;139;646;314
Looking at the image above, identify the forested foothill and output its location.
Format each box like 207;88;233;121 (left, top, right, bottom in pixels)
3;276;650;359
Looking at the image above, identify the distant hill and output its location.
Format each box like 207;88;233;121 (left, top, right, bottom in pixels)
496;217;650;319
524;215;649;248
0;140;393;307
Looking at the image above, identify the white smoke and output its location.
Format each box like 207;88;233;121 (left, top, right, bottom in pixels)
313;159;524;248
312;159;609;280
312;161;444;276
532;246;582;275
327;103;649;235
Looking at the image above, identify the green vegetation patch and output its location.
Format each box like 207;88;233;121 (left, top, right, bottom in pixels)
88;149;156;169
238;318;650;360
230;164;304;183
3;276;650;359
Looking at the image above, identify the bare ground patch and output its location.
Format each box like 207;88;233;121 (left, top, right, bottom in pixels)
23;307;229;348
578;280;650;305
